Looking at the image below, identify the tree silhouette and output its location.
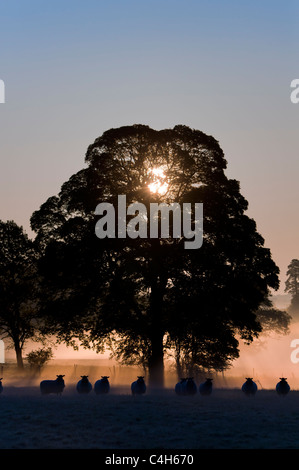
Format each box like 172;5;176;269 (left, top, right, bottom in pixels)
255;307;291;335
0;220;42;368
26;347;53;373
31;125;281;386
285;259;299;315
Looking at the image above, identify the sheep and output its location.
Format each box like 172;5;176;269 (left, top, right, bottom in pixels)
94;376;110;395
76;375;92;394
276;377;290;396
185;377;197;395
175;378;198;396
131;376;146;395
199;378;213;396
40;374;65;395
0;378;3;394
241;377;257;396
175;378;187;395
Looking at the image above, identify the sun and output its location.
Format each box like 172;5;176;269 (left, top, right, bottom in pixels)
148;167;168;195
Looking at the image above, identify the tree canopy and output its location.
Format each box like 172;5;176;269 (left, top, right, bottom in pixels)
30;124;282;385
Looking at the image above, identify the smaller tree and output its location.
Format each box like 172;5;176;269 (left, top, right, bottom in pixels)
26;347;53;372
285;259;299;315
0;220;43;368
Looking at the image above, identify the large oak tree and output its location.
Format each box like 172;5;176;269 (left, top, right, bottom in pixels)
31;124;281;386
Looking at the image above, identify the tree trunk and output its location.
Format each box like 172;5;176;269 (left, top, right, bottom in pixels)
15;342;24;369
148;271;166;388
148;329;164;388
175;341;184;380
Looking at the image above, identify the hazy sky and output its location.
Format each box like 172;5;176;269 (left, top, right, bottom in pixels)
0;0;298;293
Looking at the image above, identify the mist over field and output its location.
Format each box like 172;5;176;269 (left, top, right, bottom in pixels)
2;296;299;392
2;362;299;450
1;296;299;450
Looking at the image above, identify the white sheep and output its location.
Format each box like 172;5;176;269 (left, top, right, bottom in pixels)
76;375;92;394
241;377;257;396
276;377;290;396
131;376;146;395
199;378;213;396
0;378;3;394
40;374;65;395
94;376;110;395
